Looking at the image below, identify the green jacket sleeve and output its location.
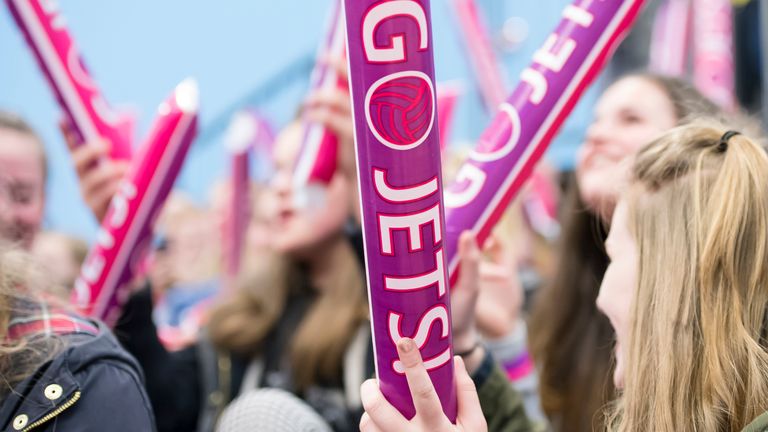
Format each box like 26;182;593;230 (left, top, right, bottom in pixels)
742;411;768;432
475;351;542;432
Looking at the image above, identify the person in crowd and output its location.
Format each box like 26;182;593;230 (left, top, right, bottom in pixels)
361;121;768;432
0;242;156;431
30;230;88;298
104;118;371;432
0;112;48;250
528;73;721;431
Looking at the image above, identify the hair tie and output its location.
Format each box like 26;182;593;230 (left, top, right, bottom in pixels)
717;130;741;152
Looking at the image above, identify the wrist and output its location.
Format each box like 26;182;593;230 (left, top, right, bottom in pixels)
462;345;486;375
453;328;479;354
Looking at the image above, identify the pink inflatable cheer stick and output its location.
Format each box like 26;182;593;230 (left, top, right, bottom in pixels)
649;0;691;77
436;82;463;153
6;0;132;159
692;0;736;109
344;0;456;421
448;0;506;111
292;0;347;207
73;79;199;326
444;0;646;283
221;111;275;284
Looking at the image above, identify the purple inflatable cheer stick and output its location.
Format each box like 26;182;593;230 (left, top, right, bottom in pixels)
73;79;198;326
444;0;646;283
292;0;347;208
344;0;456;421
6;0;132;159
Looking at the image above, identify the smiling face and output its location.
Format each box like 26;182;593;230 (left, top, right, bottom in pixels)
265;121;351;259
576;76;677;220
596;199;637;389
0;128;45;249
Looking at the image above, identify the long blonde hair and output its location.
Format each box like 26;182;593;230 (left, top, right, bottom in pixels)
0;243;64;401
606;122;768;431
530;74;722;431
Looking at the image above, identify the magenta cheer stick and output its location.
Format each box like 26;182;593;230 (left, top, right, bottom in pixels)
73;79;199;326
6;0;132;159
692;0;735;109
448;0;507;111
649;0;691;77
221;111;275;284
344;0;456;421
444;0;646;283
292;0;347;207
436;82;462;153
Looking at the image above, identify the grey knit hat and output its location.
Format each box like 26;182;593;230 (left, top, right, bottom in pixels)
216;389;333;432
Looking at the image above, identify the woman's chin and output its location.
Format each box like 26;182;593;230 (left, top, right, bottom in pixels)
613;366;625;390
613;345;626;389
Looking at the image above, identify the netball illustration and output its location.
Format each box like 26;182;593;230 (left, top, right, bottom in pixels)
365;71;435;151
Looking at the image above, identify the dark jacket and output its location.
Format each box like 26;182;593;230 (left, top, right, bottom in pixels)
0;320;156;431
115;227;374;432
115;283;373;432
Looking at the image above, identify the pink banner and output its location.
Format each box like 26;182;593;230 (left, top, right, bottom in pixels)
444;0;646;283
73;79;199;326
6;0;132;159
292;0;346;201
449;0;506;112
649;0;691;77
692;0;736;109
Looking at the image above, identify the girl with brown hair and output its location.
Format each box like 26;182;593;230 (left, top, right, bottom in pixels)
114;119;371;432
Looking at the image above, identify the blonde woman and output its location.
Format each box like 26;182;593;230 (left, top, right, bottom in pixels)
360;122;768;431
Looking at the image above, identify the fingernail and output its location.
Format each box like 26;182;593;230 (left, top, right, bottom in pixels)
398;338;416;353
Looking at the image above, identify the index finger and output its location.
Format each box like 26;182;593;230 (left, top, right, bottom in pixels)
70;142;107;178
396;338;447;428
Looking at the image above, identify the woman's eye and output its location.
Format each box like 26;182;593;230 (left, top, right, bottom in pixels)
621;114;642;124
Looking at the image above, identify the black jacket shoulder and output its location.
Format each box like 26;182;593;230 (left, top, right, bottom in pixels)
0;321;156;431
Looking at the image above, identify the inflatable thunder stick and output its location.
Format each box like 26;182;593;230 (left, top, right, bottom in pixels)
436;83;462;153
449;0;506;111
444;0;646;282
649;0;691;77
221;111;274;283
6;0;132;159
344;0;456;422
292;0;346;205
692;0;735;109
73;79;199;326
223;116;252;283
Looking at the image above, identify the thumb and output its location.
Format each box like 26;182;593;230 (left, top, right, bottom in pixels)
456;231;480;293
482;234;506;266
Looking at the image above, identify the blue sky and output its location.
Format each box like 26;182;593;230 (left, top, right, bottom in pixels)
0;0;600;241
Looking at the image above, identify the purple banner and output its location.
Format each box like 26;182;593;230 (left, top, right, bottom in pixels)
344;0;456;421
